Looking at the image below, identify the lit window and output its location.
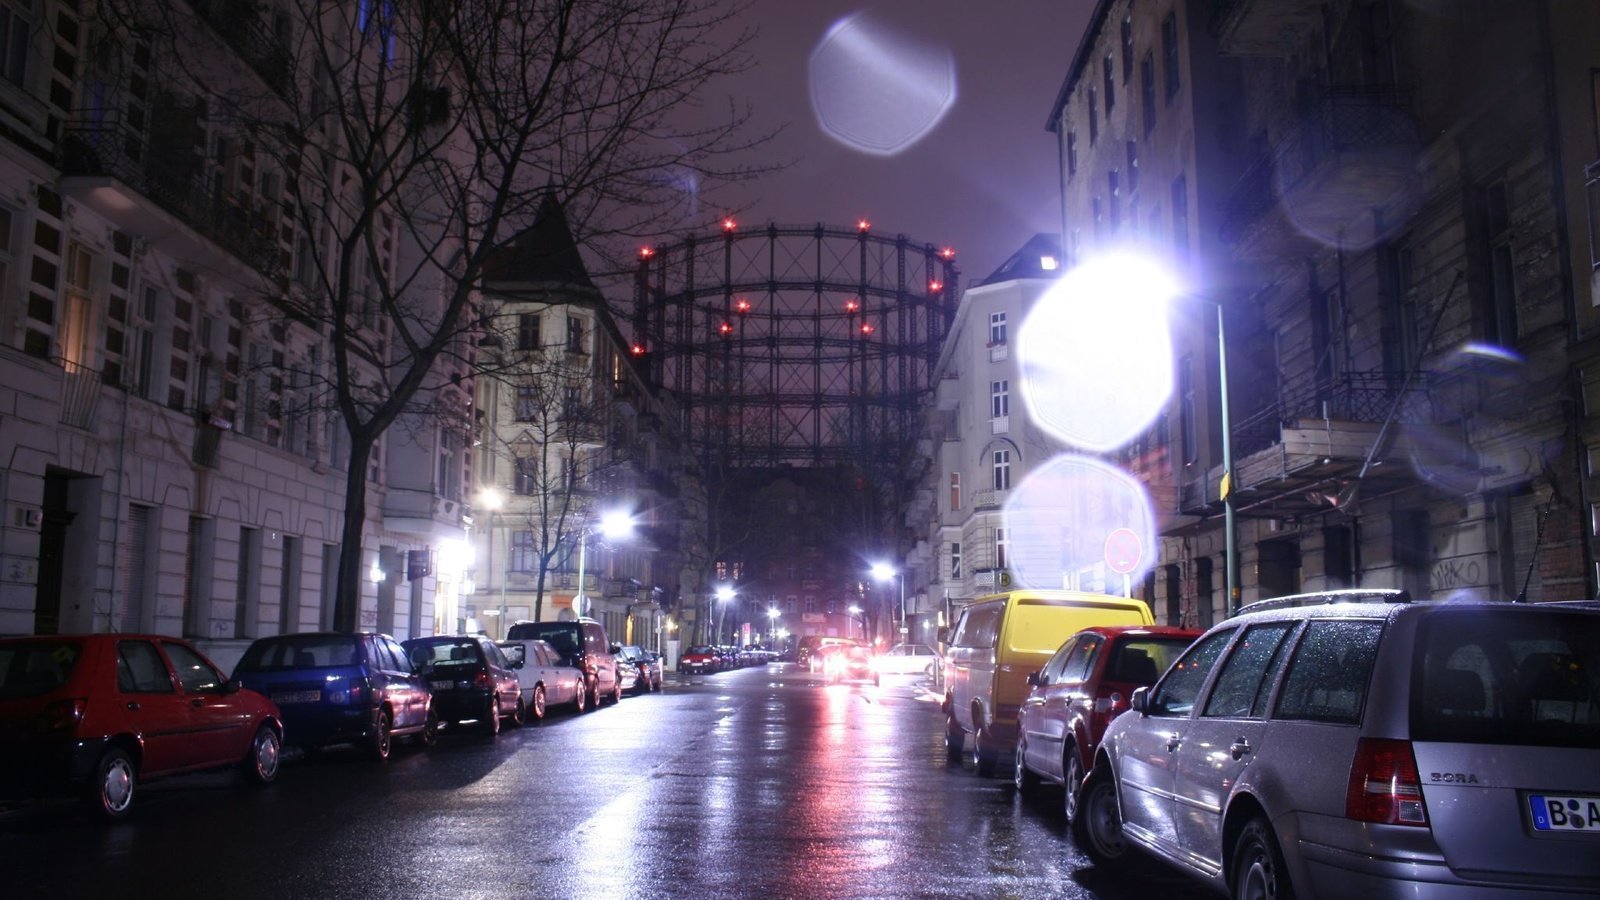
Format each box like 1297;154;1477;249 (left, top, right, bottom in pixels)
993;449;1011;491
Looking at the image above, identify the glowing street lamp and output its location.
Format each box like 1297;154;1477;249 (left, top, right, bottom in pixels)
574;509;635;619
766;606;781;644
871;563;905;644
846;604;866;641
715;584;735;643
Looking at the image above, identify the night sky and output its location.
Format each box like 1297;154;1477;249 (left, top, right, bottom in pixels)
699;0;1093;286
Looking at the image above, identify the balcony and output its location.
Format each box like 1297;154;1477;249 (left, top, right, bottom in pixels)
1220;86;1420;259
189;0;293;97
1211;0;1323;57
58;119;281;281
58;359;104;430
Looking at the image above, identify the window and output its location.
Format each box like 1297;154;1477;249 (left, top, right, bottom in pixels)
566;315;584;353
949;472;961;510
510;531;537;573
1109;171;1121;231
1126;141;1139;193
1092;197;1103;239
0;206;12;320
60;242;94;369
514;385;538;421
1382;238;1421;372
517;313;540;351
1067;131;1077;176
1141;53;1156;136
995;527;1008;570
513;455;536;495
1275;620;1383;723
1172;174;1189;258
1060;634;1102;683
992;449;1011;490
1180;354;1198;465
1201;623;1294;718
950;541;962;579
1162;12;1180;104
1088;87;1098;144
438;429;461;502
1148;627;1234;716
989;311;1007;345
0;0;31;86
990;380;1009;419
1121;16;1133;81
1477;179;1518;345
1103;55;1115;114
117;641;173;693
164;641;222;693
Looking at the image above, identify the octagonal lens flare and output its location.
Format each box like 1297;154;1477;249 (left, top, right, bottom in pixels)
808;13;956;156
1017;255;1176;452
1003;454;1157;590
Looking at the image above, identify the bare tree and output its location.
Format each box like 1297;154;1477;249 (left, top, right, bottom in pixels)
102;0;768;630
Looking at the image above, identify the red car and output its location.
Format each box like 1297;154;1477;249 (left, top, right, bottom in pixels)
0;634;284;819
1012;625;1201;822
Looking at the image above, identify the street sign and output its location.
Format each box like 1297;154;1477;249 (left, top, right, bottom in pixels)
1104;527;1143;575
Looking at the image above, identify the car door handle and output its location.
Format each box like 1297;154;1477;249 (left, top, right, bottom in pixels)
126;702;140;711
191;698;205;708
1230;738;1252;759
1166;732;1182;752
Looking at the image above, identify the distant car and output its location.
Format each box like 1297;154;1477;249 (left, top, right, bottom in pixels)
507;618;621;707
233;632;435;761
616;645;661;693
497;639;588;718
1073;592;1600;899
680;645;721;674
826;645;879;686
403;635;523;735
0;634;283;819
1013;625;1200;820
615;655;641;696
876;642;941;677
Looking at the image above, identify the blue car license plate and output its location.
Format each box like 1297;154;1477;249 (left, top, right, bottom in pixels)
1529;794;1600;832
272;690;321;704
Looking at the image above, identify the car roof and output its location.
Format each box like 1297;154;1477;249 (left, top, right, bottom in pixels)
1072;624;1202;641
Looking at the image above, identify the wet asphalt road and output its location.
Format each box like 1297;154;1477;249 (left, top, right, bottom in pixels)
1;663;1211;900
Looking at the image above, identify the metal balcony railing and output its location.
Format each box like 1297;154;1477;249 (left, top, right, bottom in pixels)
58;358;103;430
188;0;293;97
1231;370;1434;458
1221;86;1416;242
59;119;282;279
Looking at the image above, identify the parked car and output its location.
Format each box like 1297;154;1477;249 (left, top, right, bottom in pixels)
876;642;941;677
232;632;434;761
1073;591;1600;899
0;634;283;819
506;618;621;707
826;644;879;686
616;645;662;693
680;645;722;674
403;635;523;735
497;639;588;718
797;635;857;672
1013;625;1201;819
942;590;1155;775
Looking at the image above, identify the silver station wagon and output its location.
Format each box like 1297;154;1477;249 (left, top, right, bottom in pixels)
1073;591;1600;900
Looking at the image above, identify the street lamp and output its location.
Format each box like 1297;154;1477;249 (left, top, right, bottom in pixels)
476;487;505;637
846;604;865;641
574;509;635;620
765;606;780;645
715;584;735;643
871;562;905;647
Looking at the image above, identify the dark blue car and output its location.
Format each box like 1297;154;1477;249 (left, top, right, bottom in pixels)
232;632;435;760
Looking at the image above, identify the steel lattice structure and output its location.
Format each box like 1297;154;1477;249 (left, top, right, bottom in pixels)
630;222;960;469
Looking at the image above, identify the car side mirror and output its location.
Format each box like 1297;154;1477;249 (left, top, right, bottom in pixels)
609;643;621;654
937;627;949;643
1026;670;1042;687
223;679;243;694
1130;686;1151;714
511;658;523;670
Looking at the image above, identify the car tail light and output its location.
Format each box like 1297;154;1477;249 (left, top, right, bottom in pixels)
473;670;491;690
37;698;86;733
1346;738;1429;826
327;678;368;705
1090;690;1127;734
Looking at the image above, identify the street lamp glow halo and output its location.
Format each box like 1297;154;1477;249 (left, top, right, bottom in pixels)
870;562;896;581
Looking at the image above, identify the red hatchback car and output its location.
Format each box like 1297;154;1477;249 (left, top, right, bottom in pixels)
0;634;284;819
1013;625;1200;822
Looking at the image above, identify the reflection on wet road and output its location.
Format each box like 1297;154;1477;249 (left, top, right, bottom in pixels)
2;664;1209;900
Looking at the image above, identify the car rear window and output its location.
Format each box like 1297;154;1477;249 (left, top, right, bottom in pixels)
0;641;82;698
1006;599;1152;654
236;635;361;670
1274;619;1383;724
407;639;481;669
1412;608;1600;748
1106;636;1195;685
510;623;580;657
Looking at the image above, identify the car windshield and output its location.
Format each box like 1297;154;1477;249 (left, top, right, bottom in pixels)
405;638;481;670
508;623;580;658
686;645;716;655
1106;637;1194;683
236;635;361;670
1412;608;1600;749
0;640;82;698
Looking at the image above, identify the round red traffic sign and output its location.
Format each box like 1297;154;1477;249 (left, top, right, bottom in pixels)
1104;527;1143;575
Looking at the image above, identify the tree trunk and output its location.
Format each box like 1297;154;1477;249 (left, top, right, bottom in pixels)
333;434;376;633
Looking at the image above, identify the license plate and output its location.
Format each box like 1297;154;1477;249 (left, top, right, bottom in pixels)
1529;794;1600;832
431;680;455;690
272;691;321;704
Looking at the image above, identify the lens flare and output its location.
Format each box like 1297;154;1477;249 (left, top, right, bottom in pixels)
808;13;956;156
1003;454;1157;590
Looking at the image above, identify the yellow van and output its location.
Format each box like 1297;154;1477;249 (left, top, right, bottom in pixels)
941;590;1153;775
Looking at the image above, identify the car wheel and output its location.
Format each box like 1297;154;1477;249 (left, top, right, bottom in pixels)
1062;746;1085;825
509;696;526;728
242;724;281;784
368;708;393;761
482;696;502;736
529;684;547;722
1073;767;1130;869
585;679;600;711
416;708;439;748
1233;816;1296;900
611;679;623;705
1013;733;1040;797
574;683;588;713
944;713;965;762
83;747;136;820
972;726;999;777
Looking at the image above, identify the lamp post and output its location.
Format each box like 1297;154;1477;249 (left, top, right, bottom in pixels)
871;563;905;647
847;605;865;642
715;584;735;644
1214;301;1238;617
574;509;635;620
476;488;506;637
766;606;780;646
